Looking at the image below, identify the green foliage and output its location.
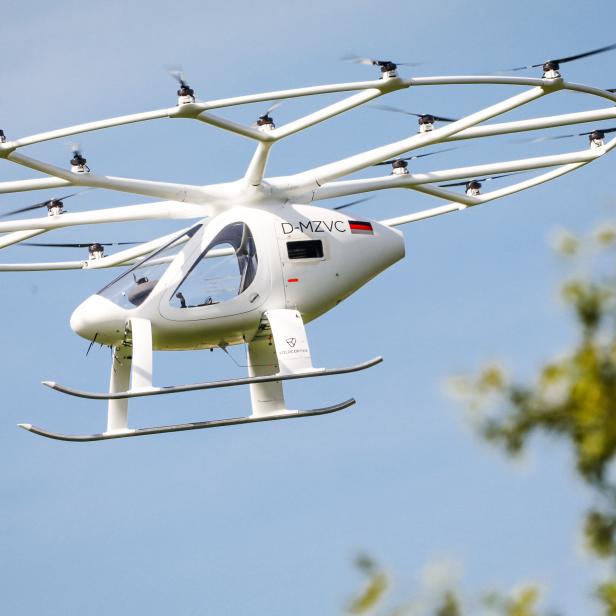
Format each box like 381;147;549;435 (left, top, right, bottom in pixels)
483;586;540;616
452;227;616;559
434;591;461;616
346;225;616;614
347;555;389;614
597;580;616;615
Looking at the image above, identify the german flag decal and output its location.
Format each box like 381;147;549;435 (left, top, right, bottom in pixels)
349;220;374;235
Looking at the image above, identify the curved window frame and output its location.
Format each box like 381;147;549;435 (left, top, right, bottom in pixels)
170;222;258;310
97;224;202;308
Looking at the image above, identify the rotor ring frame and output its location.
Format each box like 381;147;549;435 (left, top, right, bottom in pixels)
0;73;615;269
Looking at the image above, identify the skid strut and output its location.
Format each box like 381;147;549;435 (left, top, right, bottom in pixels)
18;399;356;442
42;357;383;399
21;310;382;442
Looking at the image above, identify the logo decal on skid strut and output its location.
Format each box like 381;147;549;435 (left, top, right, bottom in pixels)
286;338;297;347
281;221;346;234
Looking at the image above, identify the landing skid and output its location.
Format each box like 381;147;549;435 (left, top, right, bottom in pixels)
42;356;383;400
18;398;356;442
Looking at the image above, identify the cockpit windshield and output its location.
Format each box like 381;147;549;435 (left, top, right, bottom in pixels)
170;222;257;309
98;225;201;309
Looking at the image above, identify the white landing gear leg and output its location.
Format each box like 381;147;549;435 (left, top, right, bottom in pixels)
107;344;131;433
106;318;153;435
247;309;314;418
247;337;287;417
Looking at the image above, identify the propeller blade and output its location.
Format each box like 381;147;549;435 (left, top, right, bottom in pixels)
333;197;374;211
2;200;52;217
1;191;85;218
580;126;616;136
431;114;458;123
340;54;377;66
438;172;523;188
371;104;417;117
166;65;188;86
552;42;616;65
67;141;82;155
409;147;458;159
519;133;580;143
373;147;458;166
507;42;616;72
371;105;457;122
341;55;421;68
518;126;616;143
265;100;282;115
21;241;141;248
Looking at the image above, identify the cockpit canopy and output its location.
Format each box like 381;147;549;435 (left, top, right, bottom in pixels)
170;222;257;309
97;222;258;310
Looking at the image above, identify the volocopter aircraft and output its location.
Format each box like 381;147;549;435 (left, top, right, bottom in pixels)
3;44;616;442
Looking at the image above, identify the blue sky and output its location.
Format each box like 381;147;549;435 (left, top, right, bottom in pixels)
3;1;616;613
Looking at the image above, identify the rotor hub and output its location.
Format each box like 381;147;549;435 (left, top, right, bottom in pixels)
589;129;606;149
589;129;605;141
177;83;196;105
465;180;482;196
377;61;398;79
257;115;276;131
391;159;409;175
46;199;64;216
88;243;105;260
418;115;435;125
542;60;561;79
70;153;90;173
418;115;435;133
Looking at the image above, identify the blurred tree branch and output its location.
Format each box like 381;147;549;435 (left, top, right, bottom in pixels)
346;223;616;615
452;224;616;559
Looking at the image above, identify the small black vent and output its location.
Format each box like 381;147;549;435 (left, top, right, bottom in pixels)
287;240;324;260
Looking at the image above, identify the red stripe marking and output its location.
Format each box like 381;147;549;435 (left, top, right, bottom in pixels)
287;278;299;283
350;223;372;230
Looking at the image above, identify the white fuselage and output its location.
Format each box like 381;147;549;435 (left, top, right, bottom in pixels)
70;203;405;350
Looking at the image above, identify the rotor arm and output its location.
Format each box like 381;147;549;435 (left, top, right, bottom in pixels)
380;135;616;227
433;78;616;143
0;201;205;234
0;260;87;271
6;151;212;204
242;88;385;187
0;108;175;154
83;226;194;270
396;147;603;186
196;78;395;111
270;88;384;141
0;79;397;155
0;177;73;195
0;229;48;249
0;225;195;272
312;145;604;202
382;161;589;227
276;85;550;195
404;75;549;87
0;225;232;272
196;112;271;142
442;107;616;142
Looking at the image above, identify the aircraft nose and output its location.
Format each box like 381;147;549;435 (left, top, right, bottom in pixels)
70;294;127;345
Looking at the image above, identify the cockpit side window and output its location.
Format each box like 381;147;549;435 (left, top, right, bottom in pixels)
98;225;201;309
170;222;257;309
